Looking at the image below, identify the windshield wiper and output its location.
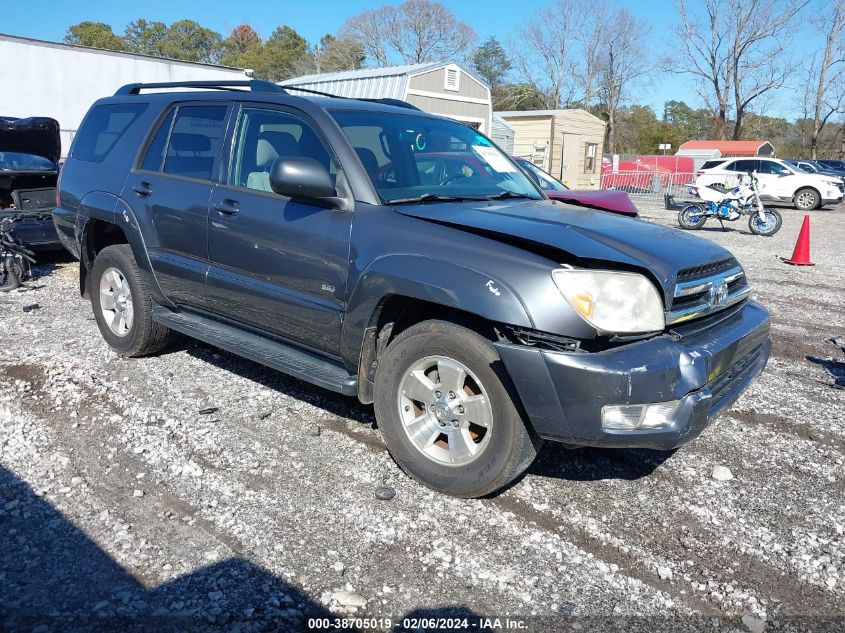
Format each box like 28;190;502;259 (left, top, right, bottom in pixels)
389;193;478;205
483;191;537;200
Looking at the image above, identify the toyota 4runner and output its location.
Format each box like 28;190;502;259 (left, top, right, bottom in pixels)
54;80;771;497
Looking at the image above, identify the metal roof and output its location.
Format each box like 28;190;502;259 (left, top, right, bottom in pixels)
677;140;775;156
283;61;488;100
492;114;515;132
0;32;247;73
495;109;605;125
496;109;591;117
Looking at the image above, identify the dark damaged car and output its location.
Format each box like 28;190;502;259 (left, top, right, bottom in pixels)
0;116;62;247
54;81;771;497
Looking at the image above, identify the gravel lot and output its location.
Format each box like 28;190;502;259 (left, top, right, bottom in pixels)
1;202;843;632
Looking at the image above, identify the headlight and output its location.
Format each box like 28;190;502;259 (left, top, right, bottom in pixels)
552;269;665;334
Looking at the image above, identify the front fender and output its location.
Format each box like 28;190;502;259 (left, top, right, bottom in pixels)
340;254;534;367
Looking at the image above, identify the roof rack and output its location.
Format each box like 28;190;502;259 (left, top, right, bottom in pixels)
114;80;287;96
279;85;421;110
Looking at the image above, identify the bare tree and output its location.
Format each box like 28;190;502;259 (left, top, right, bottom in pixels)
596;8;653;153
573;2;608;109
673;0;808;140
340;1;475;66
806;0;845;158
509;0;584;109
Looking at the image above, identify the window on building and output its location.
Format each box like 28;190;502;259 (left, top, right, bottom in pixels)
584;143;598;173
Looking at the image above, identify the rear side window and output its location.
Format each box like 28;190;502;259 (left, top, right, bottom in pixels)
140;109;175;172
71;103;147;162
162;105;228;181
727;159;757;172
701;160;725;170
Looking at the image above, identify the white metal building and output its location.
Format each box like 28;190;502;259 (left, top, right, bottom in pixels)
0;33;249;156
284;62;492;133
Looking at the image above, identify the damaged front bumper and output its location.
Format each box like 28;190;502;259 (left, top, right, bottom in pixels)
494;299;771;450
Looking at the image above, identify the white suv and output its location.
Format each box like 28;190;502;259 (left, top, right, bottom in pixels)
695;157;844;210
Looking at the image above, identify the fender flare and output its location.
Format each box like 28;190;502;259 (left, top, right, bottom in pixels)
340;254;535;368
77;194;173;307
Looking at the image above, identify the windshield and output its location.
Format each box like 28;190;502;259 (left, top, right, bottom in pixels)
516;158;568;191
330;110;543;203
0;151;56;171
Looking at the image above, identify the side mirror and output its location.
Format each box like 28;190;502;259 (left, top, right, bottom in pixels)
270;157;335;200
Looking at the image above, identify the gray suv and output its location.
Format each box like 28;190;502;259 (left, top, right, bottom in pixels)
54;80;771;497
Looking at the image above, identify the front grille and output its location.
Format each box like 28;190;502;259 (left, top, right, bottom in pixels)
666;264;749;325
670;272;747;311
677;257;739;282
707;344;764;408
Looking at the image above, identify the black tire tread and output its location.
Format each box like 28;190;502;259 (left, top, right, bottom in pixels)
374;319;542;498
91;244;171;357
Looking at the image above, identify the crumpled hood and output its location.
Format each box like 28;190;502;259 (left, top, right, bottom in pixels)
0;117;61;166
395;198;734;298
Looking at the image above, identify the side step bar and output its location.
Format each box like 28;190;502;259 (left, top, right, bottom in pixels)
152;307;358;397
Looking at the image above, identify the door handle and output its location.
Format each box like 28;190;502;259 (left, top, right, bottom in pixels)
132;182;152;197
212;200;240;216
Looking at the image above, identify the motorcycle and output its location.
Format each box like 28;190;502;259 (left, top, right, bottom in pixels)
678;172;783;236
0;215;36;291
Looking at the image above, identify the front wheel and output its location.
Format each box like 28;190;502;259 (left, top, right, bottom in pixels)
678;204;707;229
794;187;820;210
374;320;542;498
748;209;782;236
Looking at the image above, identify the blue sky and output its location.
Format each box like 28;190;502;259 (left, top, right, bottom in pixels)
5;0;814;119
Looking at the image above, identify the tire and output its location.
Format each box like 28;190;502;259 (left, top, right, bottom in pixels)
373;319;542;498
794;187;820;210
0;255;22;291
90;244;171;357
678;204;707;229
748;208;783;236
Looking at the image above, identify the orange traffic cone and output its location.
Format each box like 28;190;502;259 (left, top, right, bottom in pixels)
782;214;815;266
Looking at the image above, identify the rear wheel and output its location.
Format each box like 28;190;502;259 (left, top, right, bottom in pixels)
91;244;172;356
748;209;782;236
374;320;542;498
678;204;707;229
794;187;820;210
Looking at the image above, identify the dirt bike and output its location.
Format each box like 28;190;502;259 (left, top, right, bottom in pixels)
0;215;36;291
678;172;783;236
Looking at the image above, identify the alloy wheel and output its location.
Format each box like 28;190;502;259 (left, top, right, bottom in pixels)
397;355;493;466
99;267;134;337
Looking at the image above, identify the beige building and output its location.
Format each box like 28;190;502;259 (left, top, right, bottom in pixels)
495;109;606;189
284;62;492;133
